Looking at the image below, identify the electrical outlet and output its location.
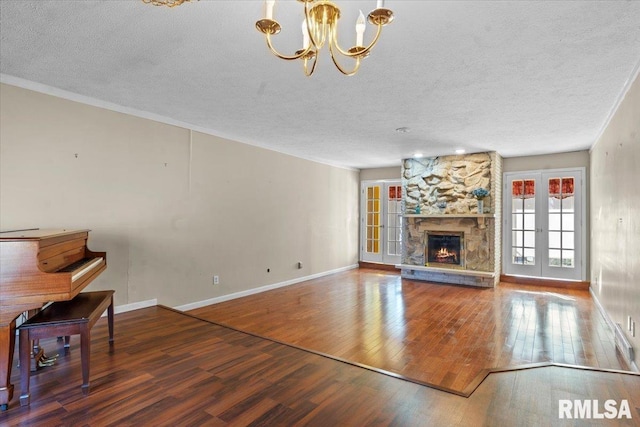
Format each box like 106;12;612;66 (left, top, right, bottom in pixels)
213;275;219;285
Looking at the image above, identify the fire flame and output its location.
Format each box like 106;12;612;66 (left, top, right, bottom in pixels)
435;247;457;262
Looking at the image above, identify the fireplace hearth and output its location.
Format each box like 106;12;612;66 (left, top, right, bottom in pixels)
426;231;464;268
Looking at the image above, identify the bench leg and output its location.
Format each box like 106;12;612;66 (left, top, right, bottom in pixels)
19;330;31;407
108;295;114;346
80;327;90;395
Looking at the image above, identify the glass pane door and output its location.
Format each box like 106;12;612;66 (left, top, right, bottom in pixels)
384;184;402;264
362;183;382;262
505;174;541;276
504;169;583;280
360;180;402;264
541;172;582;280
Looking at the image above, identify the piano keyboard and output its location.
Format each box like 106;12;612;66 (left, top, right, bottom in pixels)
58;257;104;282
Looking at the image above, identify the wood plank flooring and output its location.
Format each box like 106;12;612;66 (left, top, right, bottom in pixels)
190;268;628;395
2;305;639;426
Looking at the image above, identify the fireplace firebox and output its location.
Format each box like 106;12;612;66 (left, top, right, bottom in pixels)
425;231;464;268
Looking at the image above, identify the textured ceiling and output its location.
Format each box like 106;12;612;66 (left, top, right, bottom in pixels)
2;1;640;169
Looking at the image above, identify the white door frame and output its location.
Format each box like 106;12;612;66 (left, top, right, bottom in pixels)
360;179;402;265
503;168;586;280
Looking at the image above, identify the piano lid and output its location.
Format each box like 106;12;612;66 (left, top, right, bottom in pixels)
0;229;91;241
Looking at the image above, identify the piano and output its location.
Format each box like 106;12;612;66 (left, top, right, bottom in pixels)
0;229;106;410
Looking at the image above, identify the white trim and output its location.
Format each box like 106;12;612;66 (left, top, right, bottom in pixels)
590;57;640;153
590;288;639;373
99;298;158;317
173;264;359;312
0;74;203;132
590;288;614;332
0;74;358;172
112;298;157;315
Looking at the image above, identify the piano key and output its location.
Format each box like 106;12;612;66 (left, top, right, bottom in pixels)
70;257;103;282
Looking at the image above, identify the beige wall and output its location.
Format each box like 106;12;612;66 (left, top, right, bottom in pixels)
359;166;401;181
590;71;640;363
0;84;360;308
503;151;589;172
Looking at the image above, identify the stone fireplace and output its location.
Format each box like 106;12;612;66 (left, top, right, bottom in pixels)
399;152;502;287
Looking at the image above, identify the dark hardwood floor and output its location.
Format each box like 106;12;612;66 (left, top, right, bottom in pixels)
190;268;628;395
1;269;639;425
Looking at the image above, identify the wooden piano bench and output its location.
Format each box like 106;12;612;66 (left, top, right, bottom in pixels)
18;290;115;407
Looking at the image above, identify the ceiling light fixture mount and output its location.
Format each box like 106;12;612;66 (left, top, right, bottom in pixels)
256;0;394;76
141;0;196;7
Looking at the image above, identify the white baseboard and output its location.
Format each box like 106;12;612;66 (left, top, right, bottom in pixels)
174;264;359;312
590;288;639;372
111;298;157;315
590;288;615;332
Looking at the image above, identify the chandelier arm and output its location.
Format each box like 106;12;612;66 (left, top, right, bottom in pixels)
302;54;319;77
328;42;361;76
332;23;383;58
265;33;313;61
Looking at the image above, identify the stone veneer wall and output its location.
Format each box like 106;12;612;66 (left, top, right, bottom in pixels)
401;152;502;287
403;152;496;214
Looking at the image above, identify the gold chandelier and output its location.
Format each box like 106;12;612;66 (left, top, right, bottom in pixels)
141;0;196;7
255;0;394;76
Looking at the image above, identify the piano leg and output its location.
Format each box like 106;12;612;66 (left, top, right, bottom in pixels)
0;321;17;411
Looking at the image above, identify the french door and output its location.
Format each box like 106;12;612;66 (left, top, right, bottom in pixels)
504;169;585;280
360;180;402;264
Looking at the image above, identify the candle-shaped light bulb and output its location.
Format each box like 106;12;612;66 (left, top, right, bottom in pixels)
265;0;275;20
376;0;384;9
302;19;310;49
355;10;366;46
